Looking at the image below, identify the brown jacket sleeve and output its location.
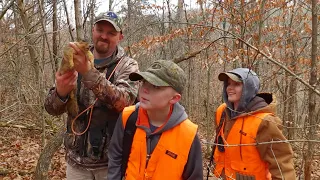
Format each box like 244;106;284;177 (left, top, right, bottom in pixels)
81;57;139;112
256;115;296;180
44;87;68;116
44;57;139;115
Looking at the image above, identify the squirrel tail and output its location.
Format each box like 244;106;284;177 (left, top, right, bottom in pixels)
66;89;79;117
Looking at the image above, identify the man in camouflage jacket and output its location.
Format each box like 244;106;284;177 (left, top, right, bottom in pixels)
44;11;139;180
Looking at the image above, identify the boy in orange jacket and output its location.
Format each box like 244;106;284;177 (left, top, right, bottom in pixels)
107;60;203;180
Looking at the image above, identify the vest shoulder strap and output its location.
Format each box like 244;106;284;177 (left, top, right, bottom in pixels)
180;119;198;153
181;119;198;136
207;103;226;180
121;105;139;178
122;105;136;127
215;103;227;125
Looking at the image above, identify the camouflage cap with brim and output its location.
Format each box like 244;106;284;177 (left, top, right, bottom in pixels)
130;72;170;87
129;60;186;94
94;11;122;32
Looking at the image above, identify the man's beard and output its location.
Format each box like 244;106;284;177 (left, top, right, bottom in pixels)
95;40;110;54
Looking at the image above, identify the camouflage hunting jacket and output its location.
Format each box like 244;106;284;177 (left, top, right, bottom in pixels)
44;45;139;170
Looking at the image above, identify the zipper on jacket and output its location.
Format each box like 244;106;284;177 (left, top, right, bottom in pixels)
145;136;151;168
239;118;245;161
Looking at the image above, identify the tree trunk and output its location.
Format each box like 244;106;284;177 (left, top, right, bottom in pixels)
160;0;166;60
239;0;245;66
34;126;64;180
287;0;297;141
90;0;95;42
82;0;95;40
17;0;39;83
254;0;265;74
304;0;318;179
63;0;75;41
175;0;183;23
166;0;174;59
126;0;132;57
52;0;58;72
74;0;84;40
109;0;113;11
230;0;237;68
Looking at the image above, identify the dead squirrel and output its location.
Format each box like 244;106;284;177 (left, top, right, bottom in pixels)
59;41;94;117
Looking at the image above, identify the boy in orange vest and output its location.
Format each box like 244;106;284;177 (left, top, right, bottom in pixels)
107;60;203;180
212;68;295;180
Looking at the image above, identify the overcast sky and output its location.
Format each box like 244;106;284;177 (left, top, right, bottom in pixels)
96;0;199;14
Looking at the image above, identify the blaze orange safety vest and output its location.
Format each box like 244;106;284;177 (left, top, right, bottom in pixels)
121;105;198;180
213;104;272;180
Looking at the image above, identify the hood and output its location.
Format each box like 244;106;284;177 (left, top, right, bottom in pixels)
222;68;260;118
231;93;277;119
253;93;277;114
135;102;188;135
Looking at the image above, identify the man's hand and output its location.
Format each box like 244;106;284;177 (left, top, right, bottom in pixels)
69;42;92;75
55;70;78;98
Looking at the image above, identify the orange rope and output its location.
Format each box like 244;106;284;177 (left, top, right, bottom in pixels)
71;57;124;136
71;98;97;136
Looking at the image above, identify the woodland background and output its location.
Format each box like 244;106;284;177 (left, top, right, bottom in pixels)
0;0;320;179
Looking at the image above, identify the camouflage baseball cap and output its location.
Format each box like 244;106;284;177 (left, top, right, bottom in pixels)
94;11;122;32
129;60;186;94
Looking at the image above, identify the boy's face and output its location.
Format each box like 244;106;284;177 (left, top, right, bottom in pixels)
138;80;180;110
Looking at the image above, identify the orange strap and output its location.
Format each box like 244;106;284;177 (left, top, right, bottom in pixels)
71;57;124;136
121;105;137;128
215;103;227;126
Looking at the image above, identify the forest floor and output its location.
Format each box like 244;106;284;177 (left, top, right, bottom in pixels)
0;127;319;180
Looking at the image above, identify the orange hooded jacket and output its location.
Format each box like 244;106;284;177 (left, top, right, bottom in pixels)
213;103;272;180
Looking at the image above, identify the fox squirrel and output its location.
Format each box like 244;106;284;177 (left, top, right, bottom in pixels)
59;41;94;117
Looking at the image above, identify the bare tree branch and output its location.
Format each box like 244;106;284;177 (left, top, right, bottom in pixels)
165;21;320;97
0;122;41;131
202;139;320;147
0;0;15;20
235;37;320;97
173;36;230;63
270;139;284;179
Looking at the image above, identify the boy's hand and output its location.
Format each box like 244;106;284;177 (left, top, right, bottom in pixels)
69;42;92;75
55;70;78;98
